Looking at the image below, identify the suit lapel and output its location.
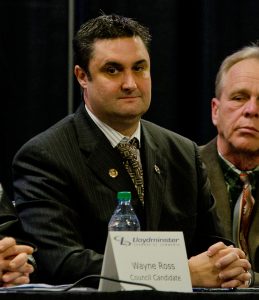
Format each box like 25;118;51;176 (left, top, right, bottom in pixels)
200;139;232;238
141;122;167;230
87;143;137;194
74;105;136;195
249;184;259;265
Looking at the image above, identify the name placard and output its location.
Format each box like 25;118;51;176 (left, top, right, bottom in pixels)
98;231;192;292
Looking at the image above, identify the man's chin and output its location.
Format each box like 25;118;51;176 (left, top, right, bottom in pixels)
232;142;259;155
117;109;146;119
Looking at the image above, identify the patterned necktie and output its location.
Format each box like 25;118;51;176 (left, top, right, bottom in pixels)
233;172;255;258
116;138;144;204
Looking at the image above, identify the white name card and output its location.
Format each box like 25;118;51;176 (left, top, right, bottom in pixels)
98;231;192;292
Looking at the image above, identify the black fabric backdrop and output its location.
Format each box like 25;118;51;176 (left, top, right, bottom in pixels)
1;0;259;197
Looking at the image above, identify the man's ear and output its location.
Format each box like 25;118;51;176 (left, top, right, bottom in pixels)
74;65;88;88
211;97;219;126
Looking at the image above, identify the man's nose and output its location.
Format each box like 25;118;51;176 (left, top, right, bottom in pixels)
121;72;137;90
243;98;259;118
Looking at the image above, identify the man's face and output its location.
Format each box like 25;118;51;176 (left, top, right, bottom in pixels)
212;58;259;154
76;36;151;133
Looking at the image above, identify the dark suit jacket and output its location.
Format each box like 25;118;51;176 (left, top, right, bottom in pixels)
0;189;36;253
200;138;259;286
13;104;223;285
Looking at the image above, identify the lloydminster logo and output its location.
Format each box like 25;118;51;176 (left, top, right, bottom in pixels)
113;235;180;247
113;236;131;246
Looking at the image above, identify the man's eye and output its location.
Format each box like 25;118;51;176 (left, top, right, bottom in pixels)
134;66;144;72
106;66;119;74
232;95;246;101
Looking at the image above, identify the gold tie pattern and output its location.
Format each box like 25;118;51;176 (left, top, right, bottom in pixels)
234;173;255;258
116;138;144;204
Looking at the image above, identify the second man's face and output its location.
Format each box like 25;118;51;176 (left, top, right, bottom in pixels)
212;58;259;154
80;36;151;133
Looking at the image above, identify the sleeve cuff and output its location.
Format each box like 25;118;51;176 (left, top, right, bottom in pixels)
248;269;255;287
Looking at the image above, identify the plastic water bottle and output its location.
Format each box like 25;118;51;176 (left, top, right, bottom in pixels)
108;191;141;231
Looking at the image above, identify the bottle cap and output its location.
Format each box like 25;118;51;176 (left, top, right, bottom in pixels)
117;191;131;201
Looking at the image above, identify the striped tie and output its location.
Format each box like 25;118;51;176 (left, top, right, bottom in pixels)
116;138;144;204
233;172;255;259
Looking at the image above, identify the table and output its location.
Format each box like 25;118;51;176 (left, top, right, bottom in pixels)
1;289;259;300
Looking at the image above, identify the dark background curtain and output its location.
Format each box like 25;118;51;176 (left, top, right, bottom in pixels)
1;0;259;198
0;0;68;197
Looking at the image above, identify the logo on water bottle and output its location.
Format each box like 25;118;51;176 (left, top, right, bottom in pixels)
113;236;131;246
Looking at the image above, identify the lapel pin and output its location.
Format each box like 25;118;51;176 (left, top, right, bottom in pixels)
109;168;118;178
154;164;160;174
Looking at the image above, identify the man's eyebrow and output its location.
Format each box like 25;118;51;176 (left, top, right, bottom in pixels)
230;88;250;96
102;61;122;68
134;59;148;65
103;59;147;66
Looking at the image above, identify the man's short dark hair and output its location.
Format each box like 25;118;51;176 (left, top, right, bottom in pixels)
73;14;151;78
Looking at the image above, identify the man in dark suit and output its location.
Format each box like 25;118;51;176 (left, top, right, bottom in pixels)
0;183;34;286
200;44;259;286
12;14;250;288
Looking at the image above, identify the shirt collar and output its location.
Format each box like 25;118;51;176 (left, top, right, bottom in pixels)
218;152;242;175
218;151;259;175
85;104;141;148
